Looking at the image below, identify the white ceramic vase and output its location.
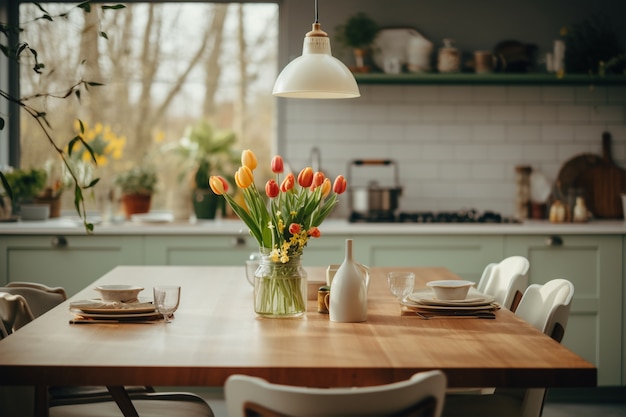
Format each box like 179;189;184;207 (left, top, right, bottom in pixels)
329;239;367;323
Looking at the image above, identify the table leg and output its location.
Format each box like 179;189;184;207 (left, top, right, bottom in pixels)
34;385;48;417
107;386;139;417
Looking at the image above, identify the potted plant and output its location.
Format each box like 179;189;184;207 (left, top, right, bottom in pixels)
114;164;158;219
335;12;379;72
1;167;48;216
172;120;239;220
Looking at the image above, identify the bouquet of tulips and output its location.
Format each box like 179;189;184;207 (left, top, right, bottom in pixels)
209;149;347;263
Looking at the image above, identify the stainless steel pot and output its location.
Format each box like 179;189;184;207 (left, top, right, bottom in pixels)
348;160;403;215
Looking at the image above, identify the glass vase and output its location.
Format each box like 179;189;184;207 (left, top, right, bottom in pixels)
253;253;307;318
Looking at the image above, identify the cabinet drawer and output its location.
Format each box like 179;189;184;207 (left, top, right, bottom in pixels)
0;235;143;297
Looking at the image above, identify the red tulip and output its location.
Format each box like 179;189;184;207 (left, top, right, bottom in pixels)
333;175;347;194
289;223;301;235
271;155;284;174
307;227;321;238
265;179;279;198
280;173;295;192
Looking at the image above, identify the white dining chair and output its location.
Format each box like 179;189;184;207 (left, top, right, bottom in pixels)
442;278;575;417
225;370;447;417
477;256;529;311
0;291;36;335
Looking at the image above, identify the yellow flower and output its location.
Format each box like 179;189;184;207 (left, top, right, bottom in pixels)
235;166;254;188
241;149;257;170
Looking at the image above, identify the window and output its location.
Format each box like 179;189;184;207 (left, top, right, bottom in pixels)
13;1;278;217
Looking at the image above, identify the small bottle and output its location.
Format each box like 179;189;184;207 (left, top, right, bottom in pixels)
573;197;588;222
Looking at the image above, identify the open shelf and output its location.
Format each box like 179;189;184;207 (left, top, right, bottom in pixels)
353;73;626;86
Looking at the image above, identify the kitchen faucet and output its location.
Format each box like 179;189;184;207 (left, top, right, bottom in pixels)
310;147;321;172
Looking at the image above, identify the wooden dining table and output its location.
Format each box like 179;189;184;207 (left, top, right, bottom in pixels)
0;265;596;416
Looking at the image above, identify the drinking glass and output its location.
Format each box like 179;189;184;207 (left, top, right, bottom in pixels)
387;272;415;301
153;286;181;323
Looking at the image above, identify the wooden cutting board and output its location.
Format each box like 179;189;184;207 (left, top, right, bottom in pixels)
582;132;626;219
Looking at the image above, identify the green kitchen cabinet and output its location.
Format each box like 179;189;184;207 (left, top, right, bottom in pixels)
356;235;505;282
143;235;348;267
505;235;623;386
0;235;144;297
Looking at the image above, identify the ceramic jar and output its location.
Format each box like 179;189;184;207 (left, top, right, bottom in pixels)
437;38;460;73
329;239;367;323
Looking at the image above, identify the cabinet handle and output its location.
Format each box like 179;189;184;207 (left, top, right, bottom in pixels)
546;235;563;247
234;237;247;247
51;236;68;248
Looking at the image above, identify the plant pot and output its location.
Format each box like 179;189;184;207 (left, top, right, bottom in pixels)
34;196;61;218
121;193;152;219
192;188;224;220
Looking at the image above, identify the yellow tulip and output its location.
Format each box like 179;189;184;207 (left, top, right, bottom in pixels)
235;166;254;188
320;178;331;198
241;149;257;170
209;176;228;195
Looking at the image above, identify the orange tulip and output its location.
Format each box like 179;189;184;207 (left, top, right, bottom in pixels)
307;227;321;238
241;149;257;170
320;178;331;198
297;167;313;188
209;176;228;195
235;166;254;189
271;155;284;174
333;175;347;194
312;171;325;187
265;179;279;198
280;173;295;192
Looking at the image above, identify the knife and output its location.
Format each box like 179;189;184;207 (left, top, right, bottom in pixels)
414;311;496;320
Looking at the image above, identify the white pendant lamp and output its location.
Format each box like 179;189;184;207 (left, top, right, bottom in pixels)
272;0;360;99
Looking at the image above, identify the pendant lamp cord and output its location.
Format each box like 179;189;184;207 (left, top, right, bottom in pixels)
314;0;319;23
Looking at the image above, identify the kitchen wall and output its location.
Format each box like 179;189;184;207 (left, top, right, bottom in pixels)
277;0;626;218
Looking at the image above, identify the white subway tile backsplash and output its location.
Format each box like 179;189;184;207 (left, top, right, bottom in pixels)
557;105;590;122
471;125;507;142
540;125;575;142
524;105;558;122
282;84;626;217
490;105;525;122
542;87;575;102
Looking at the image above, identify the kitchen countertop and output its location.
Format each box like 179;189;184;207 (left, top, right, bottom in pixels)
0;217;625;236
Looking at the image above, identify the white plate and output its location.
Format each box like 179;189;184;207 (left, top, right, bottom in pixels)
406;288;494;307
70;299;155;314
372;27;427;71
71;311;161;320
400;298;497;312
131;212;174;224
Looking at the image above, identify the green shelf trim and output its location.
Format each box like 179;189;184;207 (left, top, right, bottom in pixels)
353;73;626;86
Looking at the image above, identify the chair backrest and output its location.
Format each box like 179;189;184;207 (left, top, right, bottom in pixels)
479;256;529;311
0;292;36;336
1;282;67;318
515;278;574;343
225;370;447;417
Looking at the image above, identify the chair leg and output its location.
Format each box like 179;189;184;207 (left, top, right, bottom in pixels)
107;386;139;417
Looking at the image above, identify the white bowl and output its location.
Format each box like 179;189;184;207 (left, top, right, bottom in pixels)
95;285;144;302
427;280;474;301
20;204;50;221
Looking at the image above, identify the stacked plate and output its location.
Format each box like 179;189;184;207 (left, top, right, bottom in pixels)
400;287;499;318
69;299;161;323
